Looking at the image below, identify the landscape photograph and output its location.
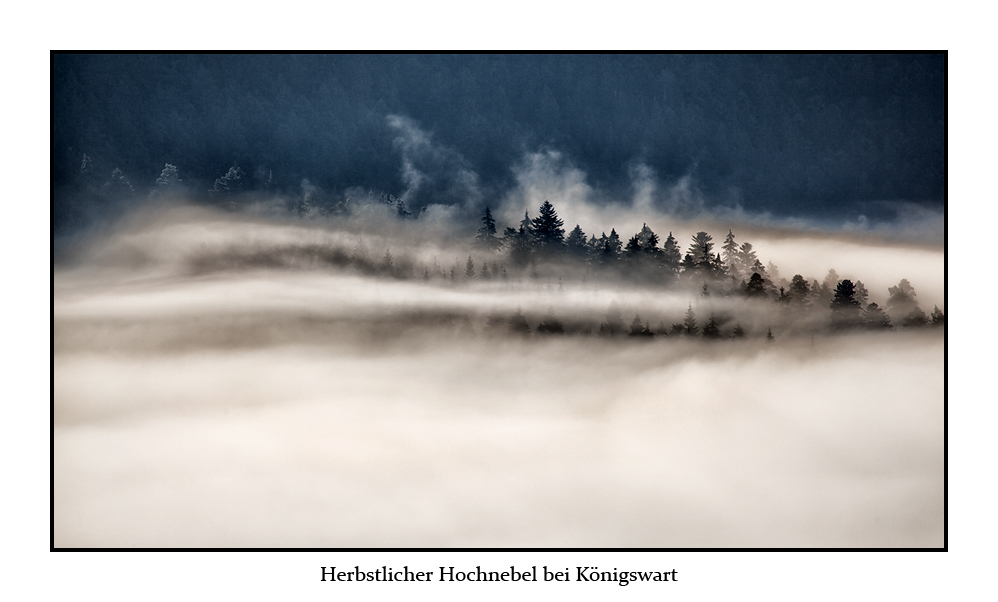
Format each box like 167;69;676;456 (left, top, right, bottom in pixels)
52;53;945;548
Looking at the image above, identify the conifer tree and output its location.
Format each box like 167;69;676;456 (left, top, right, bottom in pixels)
508;308;531;335
624;235;642;259
586;234;601;261
508;219;533;267
853;280;870;307
474;207;502;251
519;211;535;242
536;309;565;335
628;315;653;337
661;232;682;275
687;231;714;270
789;275;810;303
702;314;721;339
810;279;832;307
738;242;758;276
211;164;244;197
863;302;892;329
104;167;135;196
745;273;767;298
502;226;519;249
722;229;739;276
599;303;626;336
530;200;566;252
683;303;698;336
732;323;746;338
830;279;862;329
637;224;662;262
599;230;622;265
566;224;589;258
886;279;918;315
930;305;945;326
155;163;182;189
710;253;725;275
823;269;840;292
902;306;929;327
464;256;476;280
607;229;622;255
766;261;781;283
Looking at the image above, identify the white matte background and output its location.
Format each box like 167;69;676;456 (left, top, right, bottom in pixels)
8;4;989;600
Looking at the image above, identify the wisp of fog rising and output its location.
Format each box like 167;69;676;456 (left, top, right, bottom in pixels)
53;193;943;547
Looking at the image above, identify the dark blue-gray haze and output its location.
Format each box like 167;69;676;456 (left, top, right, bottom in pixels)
53;53;944;236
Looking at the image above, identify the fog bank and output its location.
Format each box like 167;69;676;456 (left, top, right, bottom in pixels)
54;206;944;547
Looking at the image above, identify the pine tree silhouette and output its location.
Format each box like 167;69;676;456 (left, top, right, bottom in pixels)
474;207;502;251
684;303;698;336
530;200;566;253
702;314;721;339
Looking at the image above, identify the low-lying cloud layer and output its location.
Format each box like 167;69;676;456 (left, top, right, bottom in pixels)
54;206;944;547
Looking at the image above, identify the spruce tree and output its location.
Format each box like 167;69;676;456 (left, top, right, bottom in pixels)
688;232;714;270
683;303;698;336
711;253;725;275
887;279;918;315
902;306;929;327
211;164;243;197
474;207;502;251
607;229;622;255
853;280;869;307
789;275;810;303
637;224;662;262
702;314;721;339
823;269;840;292
628;315;653;337
624;235;642;259
464;256;476;280
382;249;395;275
600;303;625;336
930;305;945;326
745;273;767;298
766;261;781;283
155;163;182;189
863;302;892;329
722;229;739;276
566;224;589;258
600;230;622;265
661;232;682;275
530;200;566;253
830;279;862;329
738;242;758;276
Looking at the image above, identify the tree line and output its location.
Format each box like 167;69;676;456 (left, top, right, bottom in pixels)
467;200;944;337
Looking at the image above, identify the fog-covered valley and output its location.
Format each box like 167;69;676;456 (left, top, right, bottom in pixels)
54;205;943;547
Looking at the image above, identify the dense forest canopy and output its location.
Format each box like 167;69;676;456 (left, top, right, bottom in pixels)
54;54;945;236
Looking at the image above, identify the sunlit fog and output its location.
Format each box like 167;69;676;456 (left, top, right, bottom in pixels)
54;201;943;547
